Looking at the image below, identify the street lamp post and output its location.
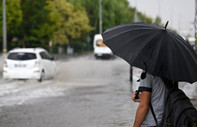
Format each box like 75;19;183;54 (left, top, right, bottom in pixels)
99;0;102;34
2;0;7;53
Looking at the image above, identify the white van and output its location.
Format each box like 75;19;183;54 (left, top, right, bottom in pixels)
93;34;113;59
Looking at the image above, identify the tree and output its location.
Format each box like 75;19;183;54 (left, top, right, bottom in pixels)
0;0;22;48
68;0;132;32
20;0;51;47
47;0;92;46
154;16;162;26
137;12;153;23
68;0;152;38
102;0;132;31
0;0;154;52
67;0;99;34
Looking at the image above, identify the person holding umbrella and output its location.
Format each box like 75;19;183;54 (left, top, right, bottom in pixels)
131;72;168;127
102;22;197;127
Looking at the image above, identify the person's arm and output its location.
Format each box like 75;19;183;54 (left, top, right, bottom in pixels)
133;91;151;127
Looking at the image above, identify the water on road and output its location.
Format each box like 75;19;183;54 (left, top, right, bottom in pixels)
0;54;196;127
0;54;139;127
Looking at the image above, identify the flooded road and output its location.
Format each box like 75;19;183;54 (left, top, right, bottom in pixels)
0;54;139;127
0;54;196;127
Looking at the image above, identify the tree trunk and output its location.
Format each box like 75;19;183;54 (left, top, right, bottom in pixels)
22;31;26;48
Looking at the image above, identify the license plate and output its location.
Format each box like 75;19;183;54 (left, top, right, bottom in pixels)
15;64;26;67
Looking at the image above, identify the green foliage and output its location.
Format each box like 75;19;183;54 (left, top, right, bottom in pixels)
68;0;131;33
102;0;132;31
67;0;98;30
20;0;51;47
46;0;92;46
68;0;153;37
154;16;162;26
136;10;153;23
0;0;155;53
0;0;22;40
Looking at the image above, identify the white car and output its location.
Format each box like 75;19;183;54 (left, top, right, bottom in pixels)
3;48;56;82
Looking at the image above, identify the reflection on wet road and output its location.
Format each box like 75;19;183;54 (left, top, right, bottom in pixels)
0;54;196;127
0;54;139;127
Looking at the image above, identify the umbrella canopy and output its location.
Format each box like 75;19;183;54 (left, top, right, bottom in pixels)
102;22;197;83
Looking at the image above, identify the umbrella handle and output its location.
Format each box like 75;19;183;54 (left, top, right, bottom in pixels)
134;90;140;99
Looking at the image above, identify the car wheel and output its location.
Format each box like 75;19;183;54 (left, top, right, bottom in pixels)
95;55;100;59
38;70;45;82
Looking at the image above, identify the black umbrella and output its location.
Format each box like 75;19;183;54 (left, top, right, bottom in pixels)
102;22;197;83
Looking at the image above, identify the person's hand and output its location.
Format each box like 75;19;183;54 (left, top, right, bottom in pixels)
131;91;141;102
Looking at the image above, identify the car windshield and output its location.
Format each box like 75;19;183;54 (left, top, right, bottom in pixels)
7;52;37;60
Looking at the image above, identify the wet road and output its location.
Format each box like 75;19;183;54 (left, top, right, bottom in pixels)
0;54;139;127
0;54;196;127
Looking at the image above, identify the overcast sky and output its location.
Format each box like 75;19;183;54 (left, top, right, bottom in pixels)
128;0;195;36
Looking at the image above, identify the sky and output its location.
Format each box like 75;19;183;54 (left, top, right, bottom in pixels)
128;0;195;37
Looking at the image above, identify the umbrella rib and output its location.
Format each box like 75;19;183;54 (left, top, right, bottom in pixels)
105;28;163;57
104;22;162;33
167;31;195;82
160;32;174;81
104;27;160;43
114;30;159;58
102;22;197;83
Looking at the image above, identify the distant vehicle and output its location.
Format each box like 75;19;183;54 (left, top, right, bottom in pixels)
93;34;113;59
187;37;196;51
3;48;56;82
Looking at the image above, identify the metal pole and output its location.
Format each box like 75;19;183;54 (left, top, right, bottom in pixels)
99;0;102;34
195;0;197;52
2;0;7;53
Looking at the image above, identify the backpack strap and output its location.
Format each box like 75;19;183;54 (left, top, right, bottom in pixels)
150;102;159;126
